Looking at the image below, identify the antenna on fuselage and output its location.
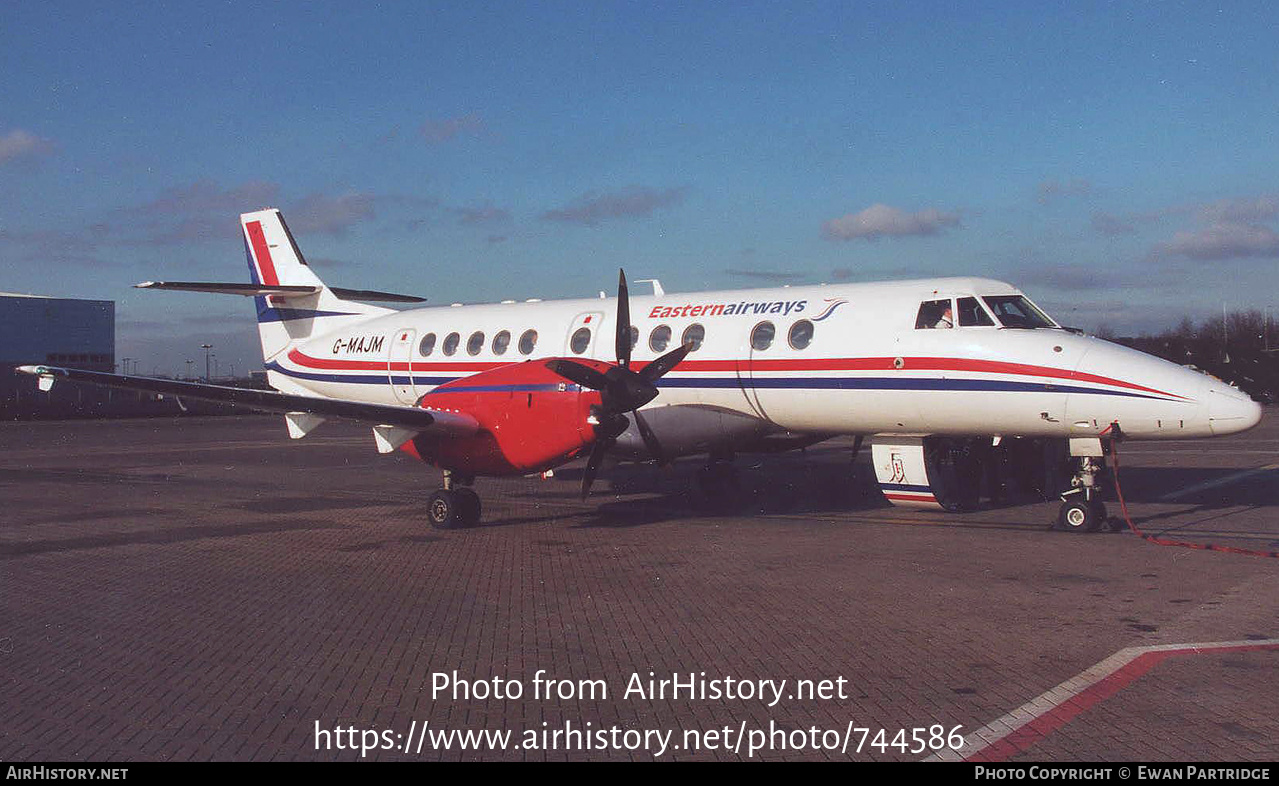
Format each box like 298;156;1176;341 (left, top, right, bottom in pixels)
635;279;665;296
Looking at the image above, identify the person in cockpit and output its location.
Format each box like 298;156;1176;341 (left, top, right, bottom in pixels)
935;305;954;329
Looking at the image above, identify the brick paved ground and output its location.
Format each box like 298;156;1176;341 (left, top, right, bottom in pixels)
1;413;1275;761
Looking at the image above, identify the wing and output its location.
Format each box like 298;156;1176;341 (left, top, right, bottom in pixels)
15;364;477;451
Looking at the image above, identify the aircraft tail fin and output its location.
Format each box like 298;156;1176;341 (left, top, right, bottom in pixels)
239;208;394;366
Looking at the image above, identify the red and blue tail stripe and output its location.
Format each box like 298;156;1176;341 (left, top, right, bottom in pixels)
242;220;355;323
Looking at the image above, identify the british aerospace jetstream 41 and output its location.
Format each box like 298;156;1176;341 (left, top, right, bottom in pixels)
17;209;1263;529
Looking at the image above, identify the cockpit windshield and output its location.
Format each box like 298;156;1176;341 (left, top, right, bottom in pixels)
981;295;1056;329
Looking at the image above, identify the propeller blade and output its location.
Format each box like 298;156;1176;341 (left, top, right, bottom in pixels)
615;268;631;370
631;409;665;466
639;341;692;383
580;439;611;499
545;359;609;391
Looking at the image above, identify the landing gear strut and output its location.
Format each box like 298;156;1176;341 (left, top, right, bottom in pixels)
1055;452;1118;533
429;470;481;529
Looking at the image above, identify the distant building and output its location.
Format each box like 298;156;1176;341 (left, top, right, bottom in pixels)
1;292;116;418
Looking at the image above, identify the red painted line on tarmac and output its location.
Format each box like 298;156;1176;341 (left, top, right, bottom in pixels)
939;640;1279;762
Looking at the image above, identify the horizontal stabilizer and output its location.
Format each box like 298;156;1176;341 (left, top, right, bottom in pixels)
329;287;426;303
14;365;477;436
135;281;425;303
135;281;319;297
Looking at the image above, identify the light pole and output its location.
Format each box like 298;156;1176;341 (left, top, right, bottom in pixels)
201;343;213;382
185;359;194;380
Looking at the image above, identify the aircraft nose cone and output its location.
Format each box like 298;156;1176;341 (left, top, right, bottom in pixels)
1205;386;1264;436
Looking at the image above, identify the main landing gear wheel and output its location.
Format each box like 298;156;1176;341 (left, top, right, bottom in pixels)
428;488;481;529
456;487;481;527
1056;499;1104;533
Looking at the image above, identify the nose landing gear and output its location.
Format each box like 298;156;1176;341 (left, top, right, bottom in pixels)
1054;449;1123;533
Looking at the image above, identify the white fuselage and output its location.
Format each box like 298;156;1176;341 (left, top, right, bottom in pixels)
263;276;1262;455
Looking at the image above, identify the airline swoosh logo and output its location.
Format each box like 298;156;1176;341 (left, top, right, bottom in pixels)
811;298;849;321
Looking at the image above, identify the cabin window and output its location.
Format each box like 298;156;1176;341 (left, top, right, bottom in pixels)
957;297;995;327
467;331;485;355
570;327;592;355
628;325;639;352
916;299;954;329
788;319;814;349
681;323;705;352
982;295;1055;328
518;329;538;355
649;325;672;353
751;321;775;351
418;333;436;357
492;330;511;355
442;332;460;355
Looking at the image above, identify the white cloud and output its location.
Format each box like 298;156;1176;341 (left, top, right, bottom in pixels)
1157;222;1279;261
137;180;281;215
822;204;960;241
0;129;54;164
451;203;511;225
1091;212;1137;236
419;113;484;144
542;186;687;226
1198;195;1279;224
289;192;378;236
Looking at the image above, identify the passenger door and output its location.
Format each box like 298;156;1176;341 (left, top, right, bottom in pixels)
388;328;417;404
564;312;604;358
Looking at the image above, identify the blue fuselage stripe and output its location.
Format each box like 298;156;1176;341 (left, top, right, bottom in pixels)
264;363;1170;400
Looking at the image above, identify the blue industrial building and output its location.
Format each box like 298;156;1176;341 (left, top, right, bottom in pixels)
2;292;115;418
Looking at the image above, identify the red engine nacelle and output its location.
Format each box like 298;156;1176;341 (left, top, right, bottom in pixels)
401;359;612;476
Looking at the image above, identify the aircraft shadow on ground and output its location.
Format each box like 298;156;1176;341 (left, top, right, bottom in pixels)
548;457;899;529
1105;466;1279;508
488;458;1279;533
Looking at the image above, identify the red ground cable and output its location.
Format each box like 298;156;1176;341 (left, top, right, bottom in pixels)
1104;422;1279;559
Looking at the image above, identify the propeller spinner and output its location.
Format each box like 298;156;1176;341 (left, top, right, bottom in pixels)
546;269;691;498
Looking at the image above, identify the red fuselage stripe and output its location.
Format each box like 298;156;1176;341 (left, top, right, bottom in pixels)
681;356;1181;399
284;349;1181;398
288;349;507;372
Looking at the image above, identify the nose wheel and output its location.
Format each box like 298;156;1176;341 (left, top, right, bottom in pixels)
1057;497;1107;532
1054;451;1119;533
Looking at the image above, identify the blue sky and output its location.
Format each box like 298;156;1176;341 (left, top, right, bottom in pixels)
3;1;1278;375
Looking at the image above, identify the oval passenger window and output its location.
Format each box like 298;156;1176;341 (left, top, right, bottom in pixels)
788;320;814;350
649;325;672;353
492;330;511;355
519;329;538;355
418;333;436;356
751;321;775;351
